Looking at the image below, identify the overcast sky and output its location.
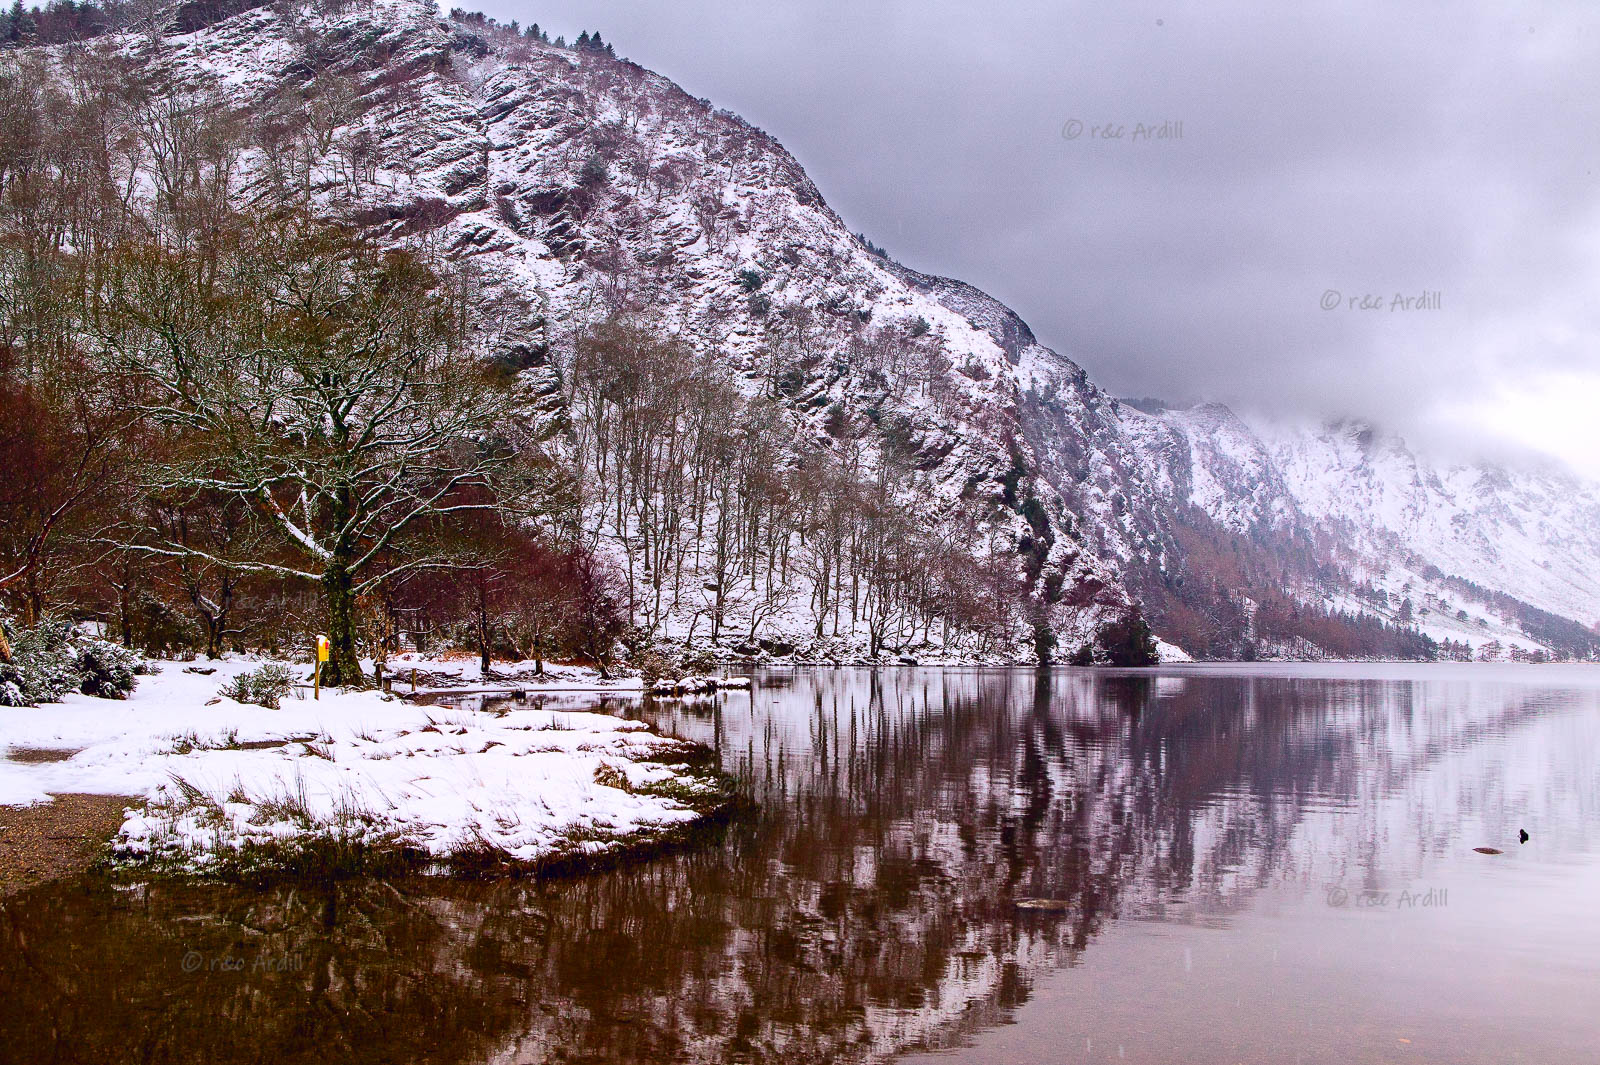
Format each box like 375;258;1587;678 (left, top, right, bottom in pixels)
466;0;1600;477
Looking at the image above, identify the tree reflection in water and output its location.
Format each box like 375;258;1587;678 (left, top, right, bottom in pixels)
3;667;1595;1064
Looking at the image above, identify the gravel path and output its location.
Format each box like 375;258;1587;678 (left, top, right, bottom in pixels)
0;794;132;898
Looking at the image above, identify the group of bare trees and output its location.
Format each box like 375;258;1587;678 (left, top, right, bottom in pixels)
564;321;1030;657
1;8;1054;685
0;43;622;685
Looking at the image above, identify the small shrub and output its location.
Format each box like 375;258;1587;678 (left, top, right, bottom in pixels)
0;661;25;708
578;153;609;187
1096;608;1159;667
634;649;680;687
679;647;717;675
10;617;81;703
221;663;297;709
75;640;141;699
776;365;807;397
0;617;142;705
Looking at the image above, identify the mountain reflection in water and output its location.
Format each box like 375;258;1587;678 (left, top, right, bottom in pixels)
3;665;1598;1064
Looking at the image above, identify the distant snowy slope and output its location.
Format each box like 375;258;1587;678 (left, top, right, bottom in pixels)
1257;420;1600;626
1142;403;1600;643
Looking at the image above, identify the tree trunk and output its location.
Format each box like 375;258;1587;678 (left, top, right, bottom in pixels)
476;579;492;678
0;624;12;665
321;559;367;688
119;583;134;648
588;633;611;679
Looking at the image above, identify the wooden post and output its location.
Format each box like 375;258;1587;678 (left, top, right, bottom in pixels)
315;634;329;700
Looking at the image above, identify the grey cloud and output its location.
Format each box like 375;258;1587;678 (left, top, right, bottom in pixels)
471;0;1600;461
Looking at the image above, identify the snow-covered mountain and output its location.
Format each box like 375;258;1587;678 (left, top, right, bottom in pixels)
109;0;1154;656
23;0;1599;660
1260;421;1600;624
1139;403;1600;657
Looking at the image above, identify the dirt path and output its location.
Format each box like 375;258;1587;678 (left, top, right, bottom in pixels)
0;794;133;898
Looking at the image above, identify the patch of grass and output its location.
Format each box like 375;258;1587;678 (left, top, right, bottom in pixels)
175;727;243;754
187;832;426;883
251;777;315;827
634;772;726;807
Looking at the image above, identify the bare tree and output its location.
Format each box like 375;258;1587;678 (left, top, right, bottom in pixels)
0;343;133;660
96;213;538;685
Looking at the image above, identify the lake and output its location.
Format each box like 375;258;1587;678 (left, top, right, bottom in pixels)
2;664;1597;1064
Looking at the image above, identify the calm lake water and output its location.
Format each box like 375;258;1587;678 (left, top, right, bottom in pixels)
3;664;1598;1064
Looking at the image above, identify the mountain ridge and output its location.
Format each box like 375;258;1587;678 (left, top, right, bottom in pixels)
11;0;1597;662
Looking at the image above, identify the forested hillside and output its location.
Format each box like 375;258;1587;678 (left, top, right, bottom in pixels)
3;0;1595;671
0;0;1160;679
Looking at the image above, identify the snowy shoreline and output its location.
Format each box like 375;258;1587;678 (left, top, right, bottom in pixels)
0;657;735;879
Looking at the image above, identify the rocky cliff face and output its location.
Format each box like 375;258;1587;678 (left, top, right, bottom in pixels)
46;0;1599;660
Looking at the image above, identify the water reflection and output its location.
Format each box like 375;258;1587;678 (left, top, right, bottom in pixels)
3;665;1598;1064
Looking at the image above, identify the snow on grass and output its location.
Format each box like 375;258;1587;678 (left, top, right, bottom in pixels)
1;657;727;876
384;651;645;693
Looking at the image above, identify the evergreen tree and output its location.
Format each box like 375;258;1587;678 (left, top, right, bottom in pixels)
575;30;589;48
5;0;34;43
1032;619;1057;665
1097;608;1159;667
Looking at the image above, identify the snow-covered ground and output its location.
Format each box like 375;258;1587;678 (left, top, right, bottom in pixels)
0;657;726;875
385;651;646;693
1153;637;1194;663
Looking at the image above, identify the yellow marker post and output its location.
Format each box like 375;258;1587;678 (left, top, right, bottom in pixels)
315;635;329;700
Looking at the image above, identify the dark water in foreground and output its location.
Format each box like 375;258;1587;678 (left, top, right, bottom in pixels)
3;664;1598;1064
